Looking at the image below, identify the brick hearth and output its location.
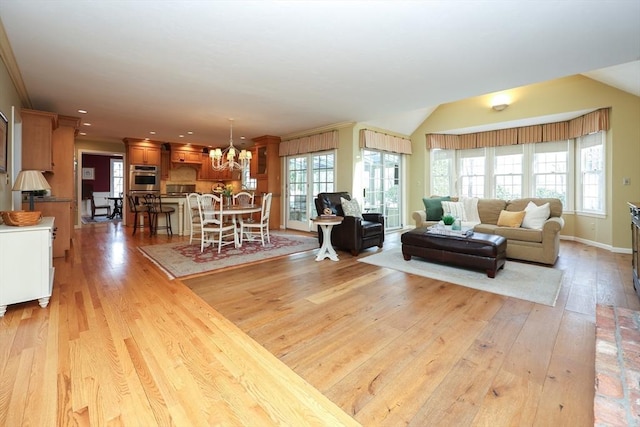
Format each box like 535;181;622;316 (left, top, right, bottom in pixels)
594;305;640;426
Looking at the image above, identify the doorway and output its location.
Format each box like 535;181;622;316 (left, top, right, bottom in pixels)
362;150;403;230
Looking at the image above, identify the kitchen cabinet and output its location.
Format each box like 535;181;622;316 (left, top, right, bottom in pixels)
23;200;71;258
21;109;58;171
161;151;170;179
47;115;80;198
125;140;161;166
199;153;241;181
171;148;202;164
0;217;55;317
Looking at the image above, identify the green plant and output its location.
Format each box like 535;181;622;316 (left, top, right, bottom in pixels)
442;214;455;225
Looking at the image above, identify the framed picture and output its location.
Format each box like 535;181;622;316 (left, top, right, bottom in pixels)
0;110;7;174
82;167;95;180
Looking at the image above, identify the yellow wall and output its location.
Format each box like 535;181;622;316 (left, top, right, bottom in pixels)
409;75;640;251
0;56;24;211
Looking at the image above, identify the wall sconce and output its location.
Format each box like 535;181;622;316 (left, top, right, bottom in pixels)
491;94;510;112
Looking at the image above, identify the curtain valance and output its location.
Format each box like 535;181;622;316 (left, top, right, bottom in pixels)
426;107;609;150
359;129;412;154
279;130;339;156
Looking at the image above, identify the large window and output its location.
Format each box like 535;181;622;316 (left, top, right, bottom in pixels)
110;159;124;196
429;131;606;214
578;132;605;214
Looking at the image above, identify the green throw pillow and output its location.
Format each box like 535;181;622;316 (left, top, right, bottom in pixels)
422;196;451;221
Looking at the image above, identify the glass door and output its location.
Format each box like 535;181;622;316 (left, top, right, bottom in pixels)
286;152;335;232
363;150;402;230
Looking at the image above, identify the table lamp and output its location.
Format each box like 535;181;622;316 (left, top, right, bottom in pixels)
12;170;51;211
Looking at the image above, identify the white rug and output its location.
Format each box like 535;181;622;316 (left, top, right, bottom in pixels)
358;248;563;306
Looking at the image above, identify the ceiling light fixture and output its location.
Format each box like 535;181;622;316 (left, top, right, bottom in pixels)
209;118;252;171
491;94;511;112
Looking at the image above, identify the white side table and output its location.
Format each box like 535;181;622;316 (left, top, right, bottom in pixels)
312;216;344;261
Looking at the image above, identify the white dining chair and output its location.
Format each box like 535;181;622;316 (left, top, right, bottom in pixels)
185;193;202;244
233;191;255;224
197;193;237;253
239;193;272;246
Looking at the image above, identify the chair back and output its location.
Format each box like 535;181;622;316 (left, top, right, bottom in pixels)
260;193;273;225
233;191;254;207
197;194;223;225
127;195;139;213
186;193;200;222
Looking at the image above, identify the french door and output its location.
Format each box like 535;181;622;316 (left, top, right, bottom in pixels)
286;152;335;232
363;150;402;230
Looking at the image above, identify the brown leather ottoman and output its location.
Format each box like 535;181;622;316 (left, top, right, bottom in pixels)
401;228;507;278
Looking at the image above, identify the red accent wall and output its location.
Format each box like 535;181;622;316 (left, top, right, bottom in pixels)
82;154;121;196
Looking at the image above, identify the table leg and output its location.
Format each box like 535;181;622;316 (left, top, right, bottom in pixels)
316;224;339;261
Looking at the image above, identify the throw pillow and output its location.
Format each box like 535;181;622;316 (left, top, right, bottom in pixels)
442;201;466;221
340;197;363;218
497;210;526;228
460;197;480;224
422;196;451;221
521;201;550;229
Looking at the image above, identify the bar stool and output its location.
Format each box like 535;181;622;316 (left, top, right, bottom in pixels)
144;194;175;236
127;194;153;236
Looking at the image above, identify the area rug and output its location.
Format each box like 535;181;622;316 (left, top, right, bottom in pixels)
139;233;318;279
358;248;563;306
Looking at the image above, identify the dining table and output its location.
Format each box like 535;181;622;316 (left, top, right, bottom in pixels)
107;196;123;219
203;203;262;248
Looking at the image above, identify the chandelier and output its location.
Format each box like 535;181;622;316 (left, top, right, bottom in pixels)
209;118;252;171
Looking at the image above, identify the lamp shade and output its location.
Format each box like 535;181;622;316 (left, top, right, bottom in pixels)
12;170;51;192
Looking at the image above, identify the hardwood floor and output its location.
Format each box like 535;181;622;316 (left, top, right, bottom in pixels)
1;221;638;426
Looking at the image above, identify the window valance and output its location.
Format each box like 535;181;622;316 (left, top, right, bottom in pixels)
426;108;609;150
279;130;339;157
359;129;412;154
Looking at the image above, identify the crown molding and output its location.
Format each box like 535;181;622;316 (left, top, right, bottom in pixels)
0;18;31;108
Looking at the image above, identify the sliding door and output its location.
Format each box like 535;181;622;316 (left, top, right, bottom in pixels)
363;150;402;230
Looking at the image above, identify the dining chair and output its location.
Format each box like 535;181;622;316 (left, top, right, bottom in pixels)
197;193;237;253
185;193;202;244
144;193;175;236
90;193;111;219
239;192;272;246
233;191;255;224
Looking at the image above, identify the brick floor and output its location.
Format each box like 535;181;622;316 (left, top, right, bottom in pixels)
595;305;640;426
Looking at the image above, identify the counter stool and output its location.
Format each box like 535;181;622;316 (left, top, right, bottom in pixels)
127;195;153;236
144;194;175;236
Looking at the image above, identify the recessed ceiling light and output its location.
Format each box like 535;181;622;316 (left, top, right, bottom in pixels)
150;131;156;135
83;122;91;126
78;109;87;114
79;132;87;136
179;135;184;138
187;131;193;135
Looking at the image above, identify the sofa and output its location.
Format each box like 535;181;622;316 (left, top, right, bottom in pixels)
412;197;564;265
314;192;385;256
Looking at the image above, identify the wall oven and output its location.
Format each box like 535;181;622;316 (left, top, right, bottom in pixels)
129;165;160;193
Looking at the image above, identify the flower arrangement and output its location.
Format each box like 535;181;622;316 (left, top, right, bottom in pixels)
222;184;234;197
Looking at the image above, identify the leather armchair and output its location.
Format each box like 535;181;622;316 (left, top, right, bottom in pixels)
314;192;384;256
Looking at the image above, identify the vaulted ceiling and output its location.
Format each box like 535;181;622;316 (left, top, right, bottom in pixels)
0;1;638;148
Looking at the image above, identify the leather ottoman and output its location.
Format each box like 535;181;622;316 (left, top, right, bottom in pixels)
401;228;507;278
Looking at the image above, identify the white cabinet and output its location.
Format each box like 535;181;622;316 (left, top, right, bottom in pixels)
0;217;55;317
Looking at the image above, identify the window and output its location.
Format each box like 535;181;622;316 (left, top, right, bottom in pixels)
430;149;455;196
242;167;257;190
533;140;569;206
494;145;523;200
577;132;605;213
312;152;335;195
111;159;123;196
458;148;486;198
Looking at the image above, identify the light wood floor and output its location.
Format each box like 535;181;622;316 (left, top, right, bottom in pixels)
1;222;638;426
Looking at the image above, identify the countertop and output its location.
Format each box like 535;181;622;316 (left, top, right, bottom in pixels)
25;197;73;203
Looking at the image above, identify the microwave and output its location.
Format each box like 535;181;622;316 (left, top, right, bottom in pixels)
129;165;160;193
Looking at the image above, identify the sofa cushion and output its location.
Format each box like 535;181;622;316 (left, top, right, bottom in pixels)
477;199;507;225
497;210;526;227
522;201;550;229
494;227;543;243
422;196;451;221
341;197;363;218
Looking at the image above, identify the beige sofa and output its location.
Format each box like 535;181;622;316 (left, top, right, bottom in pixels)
412;197;564;265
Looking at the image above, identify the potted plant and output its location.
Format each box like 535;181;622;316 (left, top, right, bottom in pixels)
442;214;455;228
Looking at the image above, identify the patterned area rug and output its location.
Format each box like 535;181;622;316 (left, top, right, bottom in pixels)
139;233;318;279
359;247;563;306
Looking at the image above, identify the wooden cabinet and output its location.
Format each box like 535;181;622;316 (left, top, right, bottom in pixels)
199;153;241;181
630;202;640;299
21;109;58;171
0;217;54;317
128;143;161;165
47;115;80;198
161;151;170;179
24;201;71;258
251;135;281;228
171;148;202;164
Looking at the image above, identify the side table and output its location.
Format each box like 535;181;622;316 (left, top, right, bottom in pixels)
312;216;344;261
